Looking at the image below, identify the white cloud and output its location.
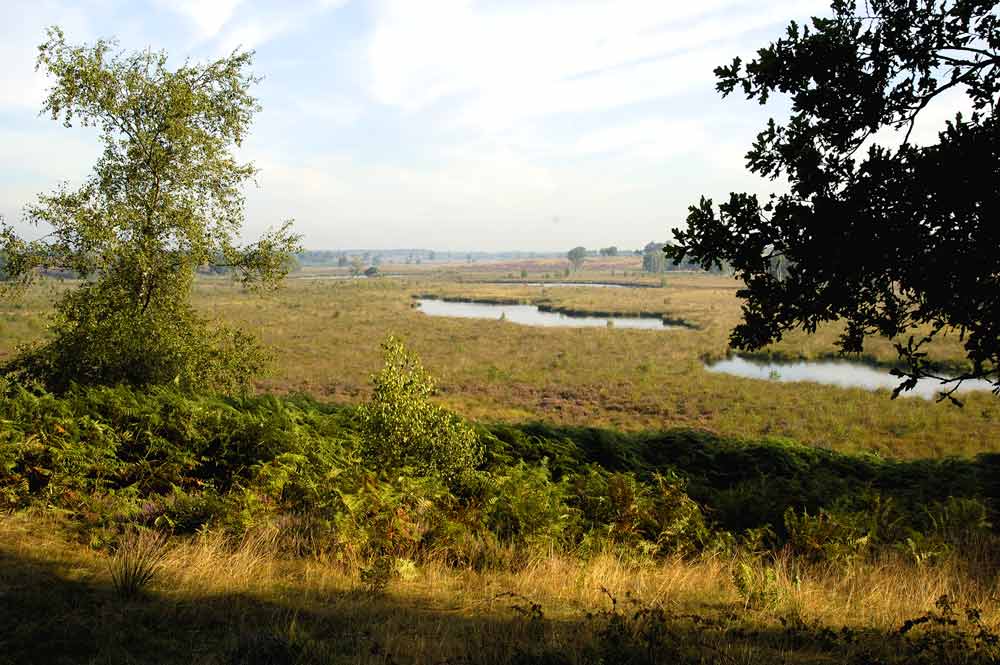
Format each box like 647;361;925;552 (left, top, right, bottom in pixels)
157;0;244;40
212;0;350;54
453;49;722;131
0;1;93;110
574;118;709;160
291;95;365;125
367;0;830;127
232;0;840;249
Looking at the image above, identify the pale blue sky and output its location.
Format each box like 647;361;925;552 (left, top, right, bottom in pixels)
1;0;837;251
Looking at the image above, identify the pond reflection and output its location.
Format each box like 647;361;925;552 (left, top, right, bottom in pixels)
415;298;675;330
706;356;995;399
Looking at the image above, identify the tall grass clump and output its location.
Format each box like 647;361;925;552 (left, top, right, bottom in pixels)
108;527;170;598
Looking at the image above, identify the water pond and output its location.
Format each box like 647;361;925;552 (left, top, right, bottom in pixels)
706;356;995;399
415;298;676;329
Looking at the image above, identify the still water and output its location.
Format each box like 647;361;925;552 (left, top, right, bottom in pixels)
415;298;674;329
706;356;995;399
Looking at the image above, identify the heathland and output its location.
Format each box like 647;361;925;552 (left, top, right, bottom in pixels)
3;256;995;458
3;256;1000;664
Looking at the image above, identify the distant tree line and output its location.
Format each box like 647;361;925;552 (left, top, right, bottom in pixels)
561;243;727;274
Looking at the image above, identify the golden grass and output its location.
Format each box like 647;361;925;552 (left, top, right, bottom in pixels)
4;512;1000;664
1;270;997;459
7;510;997;628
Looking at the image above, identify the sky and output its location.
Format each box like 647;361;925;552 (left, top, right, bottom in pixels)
0;0;886;251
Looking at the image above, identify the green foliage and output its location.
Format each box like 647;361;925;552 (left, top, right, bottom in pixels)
924;496;992;548
0;28;301;393
5;290;273;394
731;559;780;611
902;497;994;566
570;469;710;556
783;507;870;564
2;381;1000;573
668;0;1000;396
0;385;352;523
358;336;482;480
483;461;576;545
567;246;587;271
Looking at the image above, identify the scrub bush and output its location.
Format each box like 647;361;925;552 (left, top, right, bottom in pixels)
358;336;482;481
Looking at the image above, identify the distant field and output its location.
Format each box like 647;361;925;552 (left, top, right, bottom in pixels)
0;258;996;459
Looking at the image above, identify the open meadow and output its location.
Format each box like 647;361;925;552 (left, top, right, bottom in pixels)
210;260;1000;460
0;257;1000;663
4;257;992;459
4;261;1000;664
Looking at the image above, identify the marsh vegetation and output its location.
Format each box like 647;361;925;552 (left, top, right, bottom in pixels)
4;265;1000;663
3;2;1000;662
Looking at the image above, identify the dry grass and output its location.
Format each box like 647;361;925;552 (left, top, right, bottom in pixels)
3;512;1000;664
108;527;170;598
1;269;997;459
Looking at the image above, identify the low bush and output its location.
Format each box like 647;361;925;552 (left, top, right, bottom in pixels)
2;357;999;576
357;336;482;481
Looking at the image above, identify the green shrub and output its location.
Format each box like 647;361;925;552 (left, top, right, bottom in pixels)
357;336;482;481
570;469;710;555
145;488;227;532
925;496;992;548
483;460;577;546
732;559;781;610
783;507;871;565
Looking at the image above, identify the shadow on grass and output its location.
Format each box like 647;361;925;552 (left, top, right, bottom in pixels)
0;543;883;665
486;421;1000;535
